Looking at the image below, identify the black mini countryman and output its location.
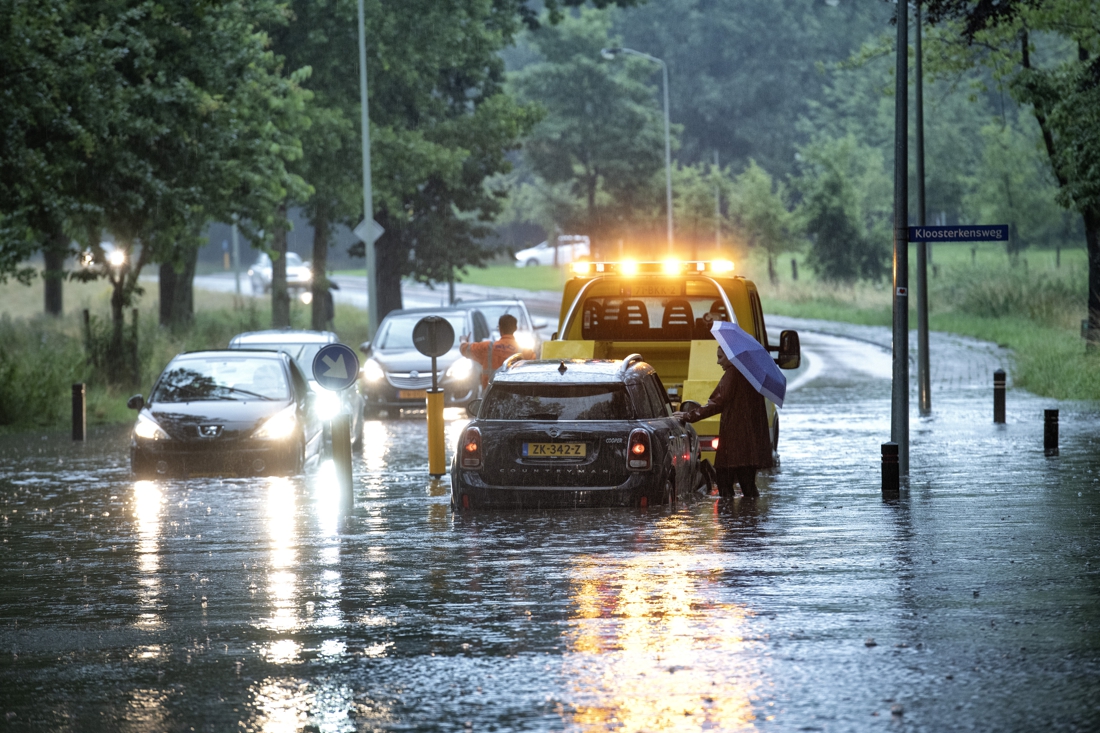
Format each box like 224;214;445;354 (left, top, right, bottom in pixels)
451;355;702;509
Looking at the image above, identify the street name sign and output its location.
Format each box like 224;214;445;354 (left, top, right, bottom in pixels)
312;343;360;391
908;225;1008;242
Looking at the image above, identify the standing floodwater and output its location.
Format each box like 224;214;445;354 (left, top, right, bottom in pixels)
2;324;1098;731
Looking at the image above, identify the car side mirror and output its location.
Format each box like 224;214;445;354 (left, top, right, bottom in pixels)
778;330;801;370
466;398;483;419
359;341;372;355
127;394;145;411
532;319;548;330
679;400;701;413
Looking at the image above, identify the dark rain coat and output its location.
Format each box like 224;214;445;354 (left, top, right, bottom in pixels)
684;364;773;469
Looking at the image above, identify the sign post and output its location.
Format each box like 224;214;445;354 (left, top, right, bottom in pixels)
413;317;456;477
312;343;360;506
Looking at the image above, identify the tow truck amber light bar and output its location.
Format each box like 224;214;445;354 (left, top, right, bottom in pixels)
570;259;735;277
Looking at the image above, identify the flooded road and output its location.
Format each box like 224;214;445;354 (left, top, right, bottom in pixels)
2;325;1098;732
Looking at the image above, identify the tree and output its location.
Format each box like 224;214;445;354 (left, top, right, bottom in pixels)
510;9;670;257
922;0;1100;347
794;136;890;283
671;162;729;261
729;161;798;285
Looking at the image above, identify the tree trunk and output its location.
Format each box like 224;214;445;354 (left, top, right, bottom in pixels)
271;201;290;328
311;214;330;331
373;215;404;320
1085;206;1100;352
158;246;198;329
110;277;127;375
767;254;778;286
43;228;68;316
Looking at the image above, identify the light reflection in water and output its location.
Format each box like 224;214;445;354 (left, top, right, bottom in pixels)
252;677;360;733
563;519;760;731
132;481;162;627
120;689;170;732
263;478;299;636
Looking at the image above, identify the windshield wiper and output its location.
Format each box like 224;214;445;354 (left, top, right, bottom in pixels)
220;386;275;401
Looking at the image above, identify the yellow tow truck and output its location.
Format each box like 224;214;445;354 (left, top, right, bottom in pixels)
540;259;801;465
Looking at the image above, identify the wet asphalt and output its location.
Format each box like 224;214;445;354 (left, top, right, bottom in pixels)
1;324;1098;732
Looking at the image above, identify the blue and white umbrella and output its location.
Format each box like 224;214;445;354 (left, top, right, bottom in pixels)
711;321;786;407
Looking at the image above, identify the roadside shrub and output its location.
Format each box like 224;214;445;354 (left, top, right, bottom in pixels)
944;266;1084;328
0;316;84;428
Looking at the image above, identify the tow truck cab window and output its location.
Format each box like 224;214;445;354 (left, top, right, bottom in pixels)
574;280;734;342
480;383;632;421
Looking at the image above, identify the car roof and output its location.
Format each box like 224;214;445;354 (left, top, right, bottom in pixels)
229;329;338;345
382;306;474;318
454;298;528;308
176;349;290;361
492;358;652;385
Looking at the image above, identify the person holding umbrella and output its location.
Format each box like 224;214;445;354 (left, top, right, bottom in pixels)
674;322;785;499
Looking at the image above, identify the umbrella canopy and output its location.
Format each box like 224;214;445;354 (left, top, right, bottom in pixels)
711;321;786;407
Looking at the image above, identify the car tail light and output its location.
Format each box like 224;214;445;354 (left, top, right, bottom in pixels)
461;427;482;468
627;429;651;471
701;436;719;451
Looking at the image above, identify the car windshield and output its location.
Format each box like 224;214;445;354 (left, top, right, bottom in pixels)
235;343;324;378
375;314;467;350
471;304;529;331
480;383;632;421
152;357;289;402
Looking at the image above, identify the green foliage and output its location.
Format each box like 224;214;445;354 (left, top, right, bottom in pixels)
729;162;798;283
671;162;726;258
0;316;85;428
509;9;671;252
794;136;890;283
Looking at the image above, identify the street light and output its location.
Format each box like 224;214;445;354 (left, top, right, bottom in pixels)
601;46;674;254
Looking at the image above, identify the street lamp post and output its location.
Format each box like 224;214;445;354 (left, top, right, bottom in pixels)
601;47;673;254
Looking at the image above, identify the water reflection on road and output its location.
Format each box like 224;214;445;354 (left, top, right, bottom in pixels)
1;331;1099;731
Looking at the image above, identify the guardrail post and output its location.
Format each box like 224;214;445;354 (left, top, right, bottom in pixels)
881;442;899;493
1044;409;1059;457
72;383;86;441
993;369;1006;424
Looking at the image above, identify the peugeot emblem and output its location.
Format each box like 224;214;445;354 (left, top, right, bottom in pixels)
410;370;420;379
199;425;223;438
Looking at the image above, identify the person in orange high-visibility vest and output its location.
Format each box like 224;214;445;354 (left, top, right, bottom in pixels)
459;314;535;390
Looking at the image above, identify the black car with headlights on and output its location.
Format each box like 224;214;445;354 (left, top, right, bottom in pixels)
451;355;702;509
358;306;490;417
128;350;324;477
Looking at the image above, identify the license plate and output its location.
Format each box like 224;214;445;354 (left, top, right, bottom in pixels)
523;442;586;458
398;389;427;399
633;283;681;297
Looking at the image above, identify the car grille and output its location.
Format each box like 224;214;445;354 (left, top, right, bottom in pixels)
388;374;433;390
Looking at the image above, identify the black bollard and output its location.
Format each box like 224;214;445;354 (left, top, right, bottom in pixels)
882;442;899;493
993;369;1006;424
790;258;798;281
330;413;353;507
1044;409;1059;457
72;383;86;441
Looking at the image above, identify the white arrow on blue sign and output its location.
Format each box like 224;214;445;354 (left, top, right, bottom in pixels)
311;343;360;391
908;225;1008;242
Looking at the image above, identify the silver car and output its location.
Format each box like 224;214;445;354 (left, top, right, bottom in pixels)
247;252;312;295
228;329;364;450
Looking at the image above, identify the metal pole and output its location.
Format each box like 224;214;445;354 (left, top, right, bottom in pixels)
231;219;241;296
662;59;673;254
358;0;378;337
714;150;721;252
72;383;86;441
891;1;910;477
915;1;931;417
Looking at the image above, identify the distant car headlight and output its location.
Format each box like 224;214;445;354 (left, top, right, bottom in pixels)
361;359;385;383
300;291;313;304
312;386;342;421
445;357;476;381
514;331;536;352
253;404;298;440
133;413;169;441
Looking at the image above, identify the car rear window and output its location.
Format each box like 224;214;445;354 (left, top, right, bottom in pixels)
234;343;324;378
480;383;632;421
153;357;289;402
376;314;468;350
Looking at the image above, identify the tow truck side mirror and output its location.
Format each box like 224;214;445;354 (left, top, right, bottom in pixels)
778;330;801;370
127;394;144;411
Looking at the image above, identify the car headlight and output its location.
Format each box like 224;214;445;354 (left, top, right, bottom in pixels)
514;331;536;352
312;387;342;421
133;413;169;441
253;404;298;440
361;359;385;383
445;357;476;381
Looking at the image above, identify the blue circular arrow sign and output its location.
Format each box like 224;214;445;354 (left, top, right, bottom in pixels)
311;343;360;391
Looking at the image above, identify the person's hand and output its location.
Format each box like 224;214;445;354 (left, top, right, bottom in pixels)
672;411;687;424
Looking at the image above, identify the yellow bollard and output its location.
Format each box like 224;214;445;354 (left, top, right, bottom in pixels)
427;389;446;477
